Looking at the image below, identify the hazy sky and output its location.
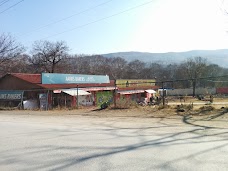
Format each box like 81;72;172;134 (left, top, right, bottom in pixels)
1;0;228;54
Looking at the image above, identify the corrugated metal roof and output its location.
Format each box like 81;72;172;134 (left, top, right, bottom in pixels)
118;90;145;95
39;82;115;89
4;73;157;91
5;73;115;89
11;73;41;84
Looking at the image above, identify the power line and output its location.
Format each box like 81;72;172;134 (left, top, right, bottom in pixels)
0;0;10;7
0;0;24;15
18;0;113;37
42;0;154;40
0;0;8;4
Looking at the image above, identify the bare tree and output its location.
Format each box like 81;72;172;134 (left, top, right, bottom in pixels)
125;60;146;79
108;57;127;79
182;57;208;96
0;33;24;65
0;54;32;74
30;40;69;73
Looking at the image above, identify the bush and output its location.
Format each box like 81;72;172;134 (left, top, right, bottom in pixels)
199;105;215;112
176;103;193;112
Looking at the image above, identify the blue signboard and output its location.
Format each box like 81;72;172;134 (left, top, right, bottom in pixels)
42;73;110;84
0;91;23;100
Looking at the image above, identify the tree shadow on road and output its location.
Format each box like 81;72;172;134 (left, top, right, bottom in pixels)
1;115;228;171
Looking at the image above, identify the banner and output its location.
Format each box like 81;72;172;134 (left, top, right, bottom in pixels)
42;73;110;84
0;91;23;100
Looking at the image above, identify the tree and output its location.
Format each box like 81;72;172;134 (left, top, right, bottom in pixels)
0;33;24;65
30;40;69;73
125;60;146;79
108;57;127;79
182;57;208;96
0;54;32;74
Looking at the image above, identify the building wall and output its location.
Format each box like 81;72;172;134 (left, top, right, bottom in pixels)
116;79;156;88
217;87;228;94
165;88;216;96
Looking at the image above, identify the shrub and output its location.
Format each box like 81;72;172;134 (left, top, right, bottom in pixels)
199;105;215;112
176;103;193;112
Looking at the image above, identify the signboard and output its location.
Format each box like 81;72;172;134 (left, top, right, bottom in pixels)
42;73;110;84
116;79;156;88
0;91;23;100
39;93;48;110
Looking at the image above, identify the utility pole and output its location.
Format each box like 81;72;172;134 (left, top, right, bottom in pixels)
114;80;117;108
77;85;79;109
162;81;165;106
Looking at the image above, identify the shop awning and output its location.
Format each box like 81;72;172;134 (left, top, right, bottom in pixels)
145;89;156;94
55;89;91;96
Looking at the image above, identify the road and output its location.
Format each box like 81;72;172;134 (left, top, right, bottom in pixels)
0;112;227;171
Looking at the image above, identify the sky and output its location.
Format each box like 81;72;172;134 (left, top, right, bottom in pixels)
1;0;228;55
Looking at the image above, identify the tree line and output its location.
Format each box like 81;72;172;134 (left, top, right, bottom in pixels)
1;33;228;88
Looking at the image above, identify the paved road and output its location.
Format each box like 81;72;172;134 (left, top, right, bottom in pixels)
0;113;227;171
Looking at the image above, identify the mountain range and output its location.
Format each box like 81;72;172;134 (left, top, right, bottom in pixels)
102;49;228;67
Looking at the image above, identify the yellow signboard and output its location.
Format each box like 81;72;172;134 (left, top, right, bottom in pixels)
116;79;156;88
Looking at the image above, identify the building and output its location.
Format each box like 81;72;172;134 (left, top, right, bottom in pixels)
0;73;115;109
0;73;158;109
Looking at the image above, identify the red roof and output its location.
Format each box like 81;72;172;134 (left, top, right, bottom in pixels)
11;73;41;84
4;73;157;90
8;73;115;89
39;81;115;89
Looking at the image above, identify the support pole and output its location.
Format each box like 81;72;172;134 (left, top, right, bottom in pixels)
46;90;49;110
77;85;79;109
20;91;24;110
193;79;196;97
114;80;117;108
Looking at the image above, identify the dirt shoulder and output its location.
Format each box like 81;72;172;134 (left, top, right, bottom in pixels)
0;104;228;128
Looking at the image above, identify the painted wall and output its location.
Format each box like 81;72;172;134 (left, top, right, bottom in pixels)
116;79;156;88
96;91;113;106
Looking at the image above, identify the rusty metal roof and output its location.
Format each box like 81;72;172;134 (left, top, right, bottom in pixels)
6;73;115;89
11;73;41;84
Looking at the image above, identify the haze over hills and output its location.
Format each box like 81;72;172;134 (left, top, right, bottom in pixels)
102;49;228;67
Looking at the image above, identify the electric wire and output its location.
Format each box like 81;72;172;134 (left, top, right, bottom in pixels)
0;0;10;7
42;0;154;40
18;0;113;37
0;0;24;15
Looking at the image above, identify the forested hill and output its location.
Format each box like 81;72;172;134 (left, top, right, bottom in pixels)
103;49;228;67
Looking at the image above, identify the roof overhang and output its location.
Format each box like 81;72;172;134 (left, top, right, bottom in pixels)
54;89;91;96
118;90;145;95
81;86;116;91
145;89;156;93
